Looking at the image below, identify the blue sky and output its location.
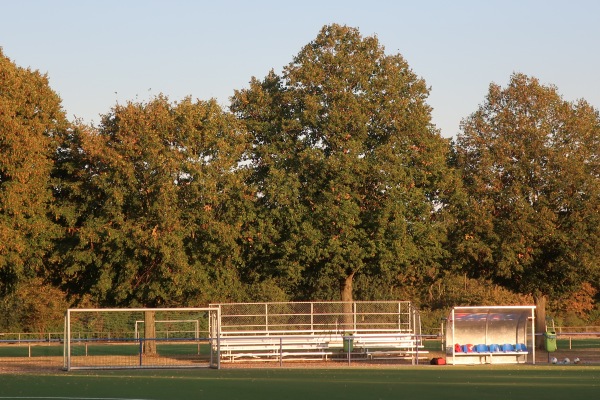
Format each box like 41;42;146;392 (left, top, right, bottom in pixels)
2;0;599;138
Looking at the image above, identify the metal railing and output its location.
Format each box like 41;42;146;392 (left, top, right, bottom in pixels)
0;332;63;342
554;326;600;334
211;301;418;336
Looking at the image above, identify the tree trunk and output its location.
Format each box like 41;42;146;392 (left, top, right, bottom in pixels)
340;273;355;331
534;294;547;349
144;310;157;356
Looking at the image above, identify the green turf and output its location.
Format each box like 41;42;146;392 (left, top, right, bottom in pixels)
0;366;599;400
557;337;600;349
0;343;211;358
69;343;210;356
0;345;63;357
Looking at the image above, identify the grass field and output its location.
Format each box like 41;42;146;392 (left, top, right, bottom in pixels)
0;365;599;400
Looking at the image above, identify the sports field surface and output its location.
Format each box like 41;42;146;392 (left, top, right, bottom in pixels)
1;365;599;400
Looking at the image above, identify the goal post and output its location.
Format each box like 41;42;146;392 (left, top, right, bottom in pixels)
64;307;220;370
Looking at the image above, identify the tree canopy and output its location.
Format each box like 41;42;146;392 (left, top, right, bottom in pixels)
0;49;67;294
232;24;458;303
453;73;600;304
0;27;599;331
52;96;251;306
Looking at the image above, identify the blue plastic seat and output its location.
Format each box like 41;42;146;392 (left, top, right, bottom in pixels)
475;344;489;353
515;343;527;352
501;343;514;352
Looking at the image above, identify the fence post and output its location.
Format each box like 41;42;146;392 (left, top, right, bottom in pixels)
279;337;283;367
415;334;419;365
346;336;351;366
265;303;269;332
139;338;143;366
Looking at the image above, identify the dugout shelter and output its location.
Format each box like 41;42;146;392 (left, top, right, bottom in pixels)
445;305;536;365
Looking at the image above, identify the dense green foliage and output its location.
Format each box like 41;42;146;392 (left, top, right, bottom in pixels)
52;96;252;307
0;49;67;294
452;74;600;327
454;74;599;299
231;25;459;303
0;25;598;332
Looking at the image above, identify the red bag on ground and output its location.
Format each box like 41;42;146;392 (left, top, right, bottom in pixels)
430;357;446;365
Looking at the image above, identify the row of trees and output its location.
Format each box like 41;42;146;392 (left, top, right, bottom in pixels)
1;24;598;333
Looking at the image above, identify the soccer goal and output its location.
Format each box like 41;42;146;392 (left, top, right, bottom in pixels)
64;307;220;370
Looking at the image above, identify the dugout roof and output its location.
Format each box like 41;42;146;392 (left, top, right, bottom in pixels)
450;305;535;322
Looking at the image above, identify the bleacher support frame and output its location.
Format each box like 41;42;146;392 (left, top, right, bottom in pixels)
211;301;426;365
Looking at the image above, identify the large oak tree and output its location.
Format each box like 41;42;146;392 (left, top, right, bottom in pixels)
232;25;457;307
0;50;67;295
454;73;600;333
52;96;251;307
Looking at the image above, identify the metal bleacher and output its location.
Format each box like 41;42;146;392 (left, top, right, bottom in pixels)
210;301;426;364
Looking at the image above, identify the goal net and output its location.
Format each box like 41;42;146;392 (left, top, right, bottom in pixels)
64;307;220;370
